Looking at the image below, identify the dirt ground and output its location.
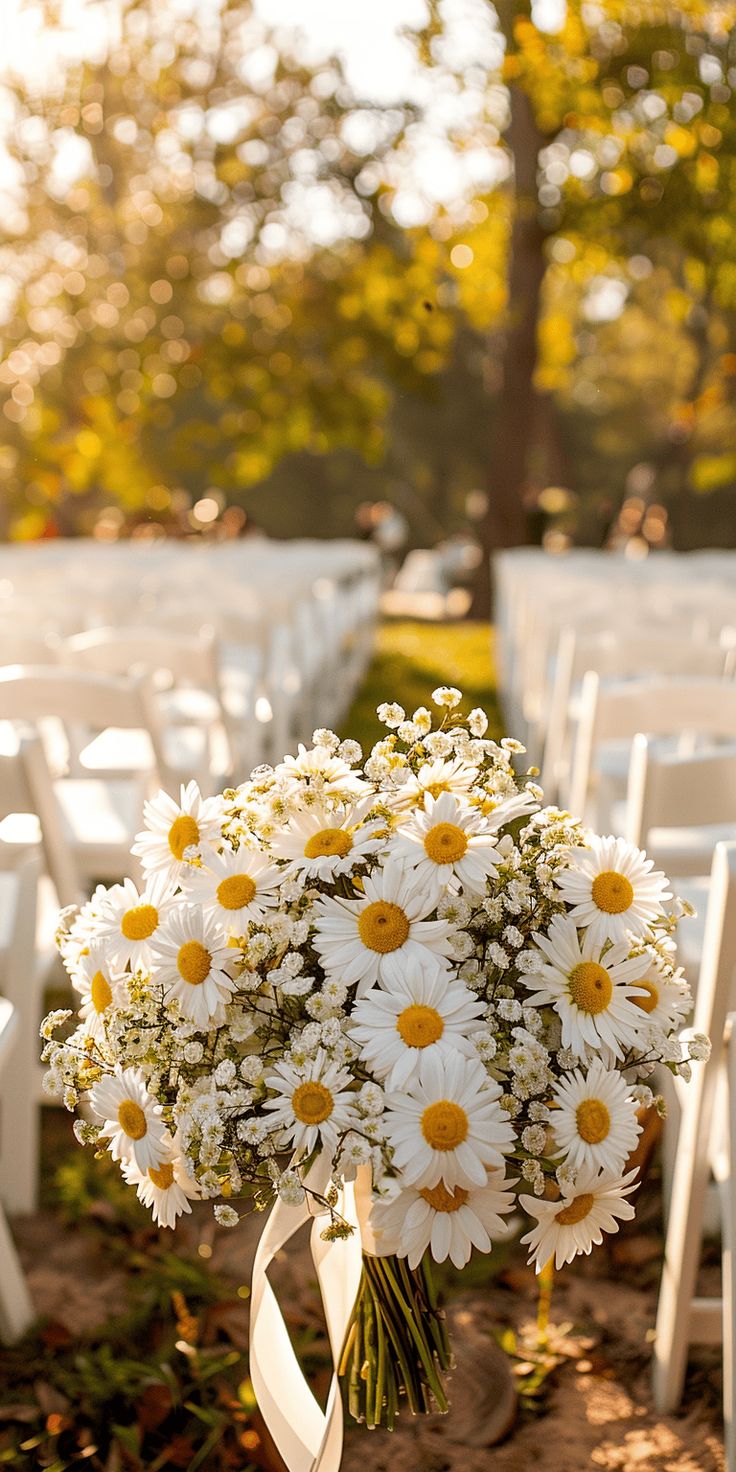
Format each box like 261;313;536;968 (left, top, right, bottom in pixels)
12;1170;725;1472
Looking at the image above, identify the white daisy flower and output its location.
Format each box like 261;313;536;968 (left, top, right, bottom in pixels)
372;1168;516;1269
549;1058;641;1175
276;744;370;796
393;757;480;811
181;843;281;932
262;1047;358;1154
312;860;455;996
555;835;670;947
150;907;235;1026
383;1052;515;1191
122;1149;201;1229
70;943;127;1039
97;872;175;971
269;798;385;879
132;780;224;882
519;913;650;1061
520;1163;638;1272
393;790;499;895
629;964;692;1035
350;955;485;1089
89;1066;170;1172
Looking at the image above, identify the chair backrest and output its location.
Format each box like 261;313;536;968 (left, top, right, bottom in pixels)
542;628;726;798
0;633;61;669
64;626;221;691
693;843;736;1065
0;666;166;773
626;736;736;850
569;674;736;821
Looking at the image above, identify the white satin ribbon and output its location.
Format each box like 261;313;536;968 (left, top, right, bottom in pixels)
249;1158;368;1472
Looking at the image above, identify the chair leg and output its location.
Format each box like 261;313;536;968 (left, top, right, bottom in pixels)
723;1016;736;1469
0;1205;34;1344
0;856;41;1213
653;1064;712;1411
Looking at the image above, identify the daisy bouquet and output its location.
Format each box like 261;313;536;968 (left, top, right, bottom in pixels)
42;688;708;1445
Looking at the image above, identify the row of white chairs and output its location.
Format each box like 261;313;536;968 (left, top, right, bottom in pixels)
0;539;381;1313
494;548;736;771
0;537;381;766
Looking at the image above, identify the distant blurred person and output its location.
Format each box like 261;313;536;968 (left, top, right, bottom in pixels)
355;500;408;583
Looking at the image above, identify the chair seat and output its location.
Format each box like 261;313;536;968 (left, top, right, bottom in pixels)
157;688;222;727
55;776;146;878
594;734;684;787
78;726;226;784
646;825;736;880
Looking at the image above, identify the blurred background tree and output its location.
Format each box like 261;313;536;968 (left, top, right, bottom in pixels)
1;0;736;595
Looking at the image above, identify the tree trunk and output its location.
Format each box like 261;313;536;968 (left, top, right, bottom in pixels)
471;57;547;617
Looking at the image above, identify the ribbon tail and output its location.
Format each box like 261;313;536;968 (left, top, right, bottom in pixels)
249;1158;363;1472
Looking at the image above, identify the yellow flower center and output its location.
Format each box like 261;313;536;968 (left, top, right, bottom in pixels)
303;827;353;859
358;900;410;954
425;780;450;800
419;1182;469;1213
121;904;159;941
217;874;257;910
591;870;634;915
633;979;659;1014
292;1081;334;1125
421;1099;469;1150
118;1099;147;1140
90;970;113;1013
168;814;200;861
396;1004;444;1048
423;821;468;865
568;961;613;1015
555;1192;595;1226
148;1162;175;1190
575;1098;611;1145
177;940;212;986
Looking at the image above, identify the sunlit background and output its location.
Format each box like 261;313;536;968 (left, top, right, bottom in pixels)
2;4;736;1469
1;0;735;575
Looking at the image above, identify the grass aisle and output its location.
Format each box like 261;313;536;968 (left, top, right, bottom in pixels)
344;620;500;750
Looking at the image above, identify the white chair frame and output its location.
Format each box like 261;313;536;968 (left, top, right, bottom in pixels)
0;998;34;1343
568;674;736;824
653;842;736;1463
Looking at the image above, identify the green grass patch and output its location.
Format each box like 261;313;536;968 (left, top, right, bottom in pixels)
343;619;500;751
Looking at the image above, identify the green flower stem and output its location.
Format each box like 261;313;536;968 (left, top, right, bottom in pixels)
339;1252;451;1429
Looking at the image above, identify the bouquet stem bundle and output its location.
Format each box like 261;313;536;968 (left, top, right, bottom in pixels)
340;1251;451;1429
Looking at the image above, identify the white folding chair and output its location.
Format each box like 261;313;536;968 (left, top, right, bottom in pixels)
653;842;736;1460
626;738;736;873
568;675;736;827
623;739;736;994
0;666;166;906
64;626;234;793
542;628;728;803
0;997;34;1343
